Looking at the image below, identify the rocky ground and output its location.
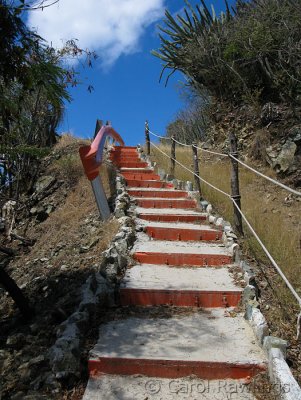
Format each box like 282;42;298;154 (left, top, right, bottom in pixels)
206;102;301;188
0;136;119;399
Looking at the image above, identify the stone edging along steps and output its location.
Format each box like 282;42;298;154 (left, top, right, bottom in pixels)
83;145;301;400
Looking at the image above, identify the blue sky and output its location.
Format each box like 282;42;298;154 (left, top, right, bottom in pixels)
27;0;235;145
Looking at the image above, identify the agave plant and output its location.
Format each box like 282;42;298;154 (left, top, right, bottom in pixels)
152;0;232;88
153;0;301;106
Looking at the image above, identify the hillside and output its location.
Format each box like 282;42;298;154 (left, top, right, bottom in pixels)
0;135;119;399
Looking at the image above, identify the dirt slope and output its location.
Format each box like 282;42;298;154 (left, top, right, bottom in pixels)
0;135;118;399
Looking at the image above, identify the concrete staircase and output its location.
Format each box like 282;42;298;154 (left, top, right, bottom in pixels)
83;146;267;399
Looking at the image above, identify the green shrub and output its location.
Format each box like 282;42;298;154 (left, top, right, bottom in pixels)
153;0;301;105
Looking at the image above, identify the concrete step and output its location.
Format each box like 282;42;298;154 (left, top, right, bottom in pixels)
122;173;160;181
116;157;140;161
133;235;232;266
111;155;140;162
128;188;188;198
117;162;148;168
136;207;207;222
111;158;142;165
126;180;174;189
120;168;154;173
120;264;242;307
83;375;257;400
139;221;222;241
88;310;267;379
134;198;197;209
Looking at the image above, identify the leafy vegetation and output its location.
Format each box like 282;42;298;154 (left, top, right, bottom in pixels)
0;1;95;202
153;0;301;106
165;93;209;144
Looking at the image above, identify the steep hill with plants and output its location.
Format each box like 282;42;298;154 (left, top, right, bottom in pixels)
0;0;96;204
153;0;301;187
0;135;119;399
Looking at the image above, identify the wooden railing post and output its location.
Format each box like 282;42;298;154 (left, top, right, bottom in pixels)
145;120;150;155
192;142;202;199
170;136;176;177
229;132;244;236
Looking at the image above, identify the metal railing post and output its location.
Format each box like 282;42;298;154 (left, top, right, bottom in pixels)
91;177;110;219
192;142;202;198
229;132;244;236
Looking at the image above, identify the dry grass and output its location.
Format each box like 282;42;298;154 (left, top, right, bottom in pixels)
50;134;89;185
51;134;112;191
54;133;90;150
27;133;118;269
31;172;117;261
150;144;301;311
53;154;85;185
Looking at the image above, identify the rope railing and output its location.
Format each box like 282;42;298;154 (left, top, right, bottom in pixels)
146;124;301;197
145;122;301;337
149;129;227;155
229;154;301;197
171;137;191;147
195;144;228;158
150;141;230;198
231;200;301;308
148;129;170;140
169;135;227;157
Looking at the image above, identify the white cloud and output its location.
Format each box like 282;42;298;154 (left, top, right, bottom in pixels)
27;0;165;67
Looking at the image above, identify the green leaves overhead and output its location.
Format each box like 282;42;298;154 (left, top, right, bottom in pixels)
0;1;74;197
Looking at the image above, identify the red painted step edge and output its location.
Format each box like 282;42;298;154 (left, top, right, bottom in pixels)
138;213;206;222
89;358;266;380
112;159;141;163
121;168;154;173
117;162;148;168
122;173;160;181
112;148;137;152
136;199;197;209
112;152;138;156
126;180;174;189
120;289;241;308
128;189;188;198
113;145;137;149
146;226;222;241
110;154;140;159
134;252;232;266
